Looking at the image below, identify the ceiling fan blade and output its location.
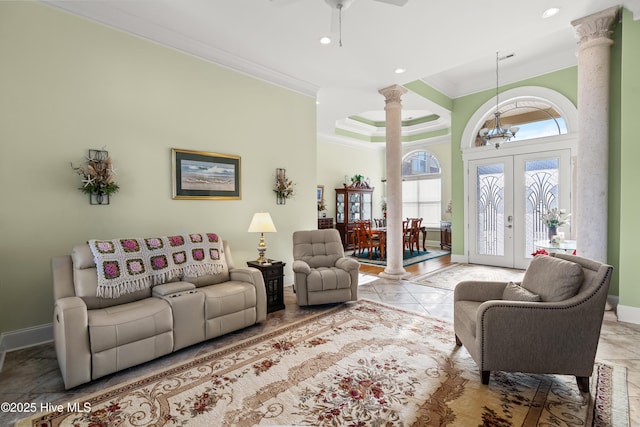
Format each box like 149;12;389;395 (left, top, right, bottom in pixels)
373;0;408;6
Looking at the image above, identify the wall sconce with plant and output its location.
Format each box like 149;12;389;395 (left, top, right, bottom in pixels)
274;168;295;205
71;149;119;205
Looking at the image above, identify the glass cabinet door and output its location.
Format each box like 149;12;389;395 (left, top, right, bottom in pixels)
362;192;372;221
336;193;345;223
349;192;361;221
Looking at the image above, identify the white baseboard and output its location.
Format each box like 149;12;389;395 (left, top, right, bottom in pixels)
0;323;53;372
451;254;468;264
616;304;640;325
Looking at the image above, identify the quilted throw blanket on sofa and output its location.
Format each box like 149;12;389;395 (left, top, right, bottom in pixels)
89;233;224;298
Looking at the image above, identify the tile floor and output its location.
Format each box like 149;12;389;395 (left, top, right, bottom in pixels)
0;273;638;426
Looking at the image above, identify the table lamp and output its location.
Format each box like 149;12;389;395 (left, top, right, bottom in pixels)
247;212;277;264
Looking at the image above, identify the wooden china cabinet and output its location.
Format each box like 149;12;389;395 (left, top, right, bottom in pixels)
335;182;374;249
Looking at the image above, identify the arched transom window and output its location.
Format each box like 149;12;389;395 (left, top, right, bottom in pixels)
475;99;568;147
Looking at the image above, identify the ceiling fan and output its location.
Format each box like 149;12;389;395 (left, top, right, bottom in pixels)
271;0;408;47
326;0;408;46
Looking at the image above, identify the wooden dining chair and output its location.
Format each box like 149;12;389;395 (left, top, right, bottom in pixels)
355;220;380;259
404;218;423;254
374;218;386;228
402;220;411;254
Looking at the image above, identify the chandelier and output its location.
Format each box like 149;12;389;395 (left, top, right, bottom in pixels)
479;52;519;149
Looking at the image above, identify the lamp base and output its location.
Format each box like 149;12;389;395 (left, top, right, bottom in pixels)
256;247;269;264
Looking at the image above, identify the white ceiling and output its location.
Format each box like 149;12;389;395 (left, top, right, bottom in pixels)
45;0;640;143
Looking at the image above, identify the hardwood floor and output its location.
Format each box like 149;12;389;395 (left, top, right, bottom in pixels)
356;248;452;277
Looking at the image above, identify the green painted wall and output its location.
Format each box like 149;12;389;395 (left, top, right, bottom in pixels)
404;80;454;111
618;9;640;308
0;3;317;334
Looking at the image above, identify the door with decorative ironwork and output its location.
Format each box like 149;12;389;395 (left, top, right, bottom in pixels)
469;150;571;269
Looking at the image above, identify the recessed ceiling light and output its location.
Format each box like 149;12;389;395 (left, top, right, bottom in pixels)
542;7;560;18
394;68;406;74
319;36;332;45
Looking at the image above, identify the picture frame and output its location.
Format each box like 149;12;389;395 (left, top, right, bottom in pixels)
172;148;241;200
317;185;324;204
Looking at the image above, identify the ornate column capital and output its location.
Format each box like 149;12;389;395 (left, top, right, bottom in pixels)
572;6;618;46
378;84;408;106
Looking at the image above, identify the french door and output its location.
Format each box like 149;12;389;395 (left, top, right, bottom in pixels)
468;150;571;269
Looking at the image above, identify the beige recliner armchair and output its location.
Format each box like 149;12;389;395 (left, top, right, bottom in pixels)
454;252;613;392
292;229;359;306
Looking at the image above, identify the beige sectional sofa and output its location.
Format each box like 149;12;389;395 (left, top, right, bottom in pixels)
52;240;267;389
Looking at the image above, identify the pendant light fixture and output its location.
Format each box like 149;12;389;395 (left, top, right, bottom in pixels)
479;52;519;149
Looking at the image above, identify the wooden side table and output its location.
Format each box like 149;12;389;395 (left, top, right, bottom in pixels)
247;260;286;313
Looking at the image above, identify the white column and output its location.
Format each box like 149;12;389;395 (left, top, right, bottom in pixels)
378;84;410;280
571;7;618;263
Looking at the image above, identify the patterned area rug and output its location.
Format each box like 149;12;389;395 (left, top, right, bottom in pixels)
353;248;450;267
17;300;628;427
412;263;526;290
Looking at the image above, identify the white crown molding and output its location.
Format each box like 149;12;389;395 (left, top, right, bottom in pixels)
42;1;319;97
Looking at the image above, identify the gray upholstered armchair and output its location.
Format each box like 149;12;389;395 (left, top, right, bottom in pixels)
454;253;613;392
292;229;359;306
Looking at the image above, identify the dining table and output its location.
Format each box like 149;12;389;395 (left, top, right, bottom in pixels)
371;225;428;260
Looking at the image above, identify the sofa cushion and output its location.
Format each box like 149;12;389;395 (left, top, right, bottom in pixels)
522;255;584;302
199;281;257;319
87;297;173;353
72;245;152;309
306;267;352;292
184;271;230;287
502;281;541;302
292;229;345;268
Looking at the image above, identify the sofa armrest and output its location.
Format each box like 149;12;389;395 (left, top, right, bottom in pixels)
454;280;508;303
52;255;75;300
292;259;311;275
335;257;360;272
230;267;267;322
53;296;91;389
229;267;263;285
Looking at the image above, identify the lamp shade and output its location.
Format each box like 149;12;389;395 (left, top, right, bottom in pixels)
248;212;277;233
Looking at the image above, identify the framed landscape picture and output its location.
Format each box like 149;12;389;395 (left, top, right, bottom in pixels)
317;185;324;203
172;148;241;200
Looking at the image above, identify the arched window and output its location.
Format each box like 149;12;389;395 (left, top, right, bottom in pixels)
402;151;441;227
475;99;568;147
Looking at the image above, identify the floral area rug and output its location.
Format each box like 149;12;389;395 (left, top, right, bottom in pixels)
17;300;628;427
412;263;526;290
